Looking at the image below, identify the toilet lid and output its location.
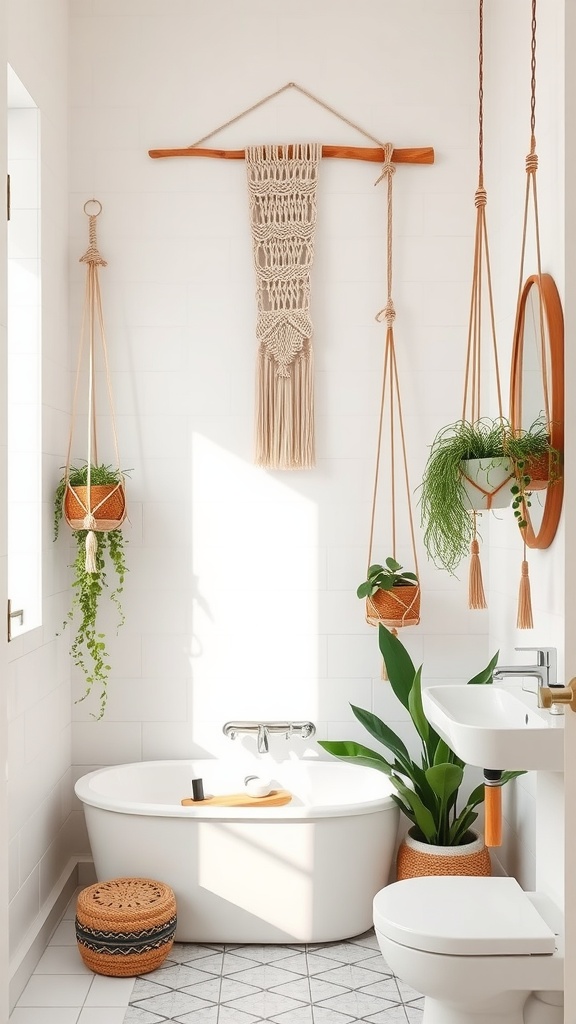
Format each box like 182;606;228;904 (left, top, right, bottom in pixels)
373;876;556;955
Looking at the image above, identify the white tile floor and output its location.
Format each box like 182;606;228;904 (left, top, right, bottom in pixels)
9;891;137;1024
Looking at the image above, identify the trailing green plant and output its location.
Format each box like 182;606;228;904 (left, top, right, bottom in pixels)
318;625;523;846
506;417;561;530
419;415;560;574
54;463;129;720
357;558;418;600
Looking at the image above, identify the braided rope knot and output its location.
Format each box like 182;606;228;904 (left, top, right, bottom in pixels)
474;187;487;208
525;152;538;173
374;160;396;186
83;513;97;531
375;300;396;327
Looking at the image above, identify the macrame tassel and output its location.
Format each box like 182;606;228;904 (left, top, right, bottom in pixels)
468;538;487;610
255;343;315;469
83;512;99;574
85;531;98;573
517;558;534;629
381;627;398;680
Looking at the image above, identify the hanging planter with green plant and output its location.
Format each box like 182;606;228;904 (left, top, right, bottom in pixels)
357;558;421;628
57;200;129;719
54;463;128;720
419;415;560;578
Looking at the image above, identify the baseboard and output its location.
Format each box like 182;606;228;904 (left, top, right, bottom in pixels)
9;858;84;1012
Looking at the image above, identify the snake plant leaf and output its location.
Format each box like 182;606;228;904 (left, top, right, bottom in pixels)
350;705;412;770
408;667;429;745
467;650;500;685
378;623;417;711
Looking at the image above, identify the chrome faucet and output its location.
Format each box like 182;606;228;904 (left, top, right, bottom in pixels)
493;647;558;708
223;721;316;753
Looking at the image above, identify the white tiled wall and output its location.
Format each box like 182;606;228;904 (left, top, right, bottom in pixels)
5;0;72;976
1;1;10;1017
67;0;497;828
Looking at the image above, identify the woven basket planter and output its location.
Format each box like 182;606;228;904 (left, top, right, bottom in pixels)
76;877;177;977
523;451;553;492
366;584;421;628
65;482;127;532
459;457;514;511
396;827;491;881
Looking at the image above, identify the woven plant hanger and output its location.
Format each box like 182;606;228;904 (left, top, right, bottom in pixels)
64;201;126;572
365;143;421;646
461;0;506;610
512;0;548;630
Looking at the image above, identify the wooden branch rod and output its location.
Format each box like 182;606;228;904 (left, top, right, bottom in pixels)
148;144;435;165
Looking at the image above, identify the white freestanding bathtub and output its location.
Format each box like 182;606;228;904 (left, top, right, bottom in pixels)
75;758;399;943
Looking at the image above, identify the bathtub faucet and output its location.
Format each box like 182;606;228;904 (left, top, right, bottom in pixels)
223;721;317;753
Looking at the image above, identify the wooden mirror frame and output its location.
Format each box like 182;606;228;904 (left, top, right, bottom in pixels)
510;273;564;549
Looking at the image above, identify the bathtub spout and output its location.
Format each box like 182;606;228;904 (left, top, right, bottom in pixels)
257;725;269;754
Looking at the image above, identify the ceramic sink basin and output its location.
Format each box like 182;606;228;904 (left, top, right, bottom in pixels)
421;684;564;772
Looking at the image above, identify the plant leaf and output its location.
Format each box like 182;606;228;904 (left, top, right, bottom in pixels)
385;557;402;571
357;580;372;599
350;706;412;769
317;740;393;773
425;762;463;805
392;777;437;842
378;624;417;711
467;650;499;685
408;667;429;745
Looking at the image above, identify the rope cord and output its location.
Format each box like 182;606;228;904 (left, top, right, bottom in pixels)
189;82;385;150
515;0;550;433
65;204;123;516
461;0;504;426
367;143;420;586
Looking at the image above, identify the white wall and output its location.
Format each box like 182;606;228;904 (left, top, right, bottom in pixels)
0;0;10;1016
485;0;565;898
5;0;72;977
68;0;500;848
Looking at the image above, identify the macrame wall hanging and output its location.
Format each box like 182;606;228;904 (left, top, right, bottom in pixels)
363;144;421;637
148;82;434;469
246;142;320;469
461;0;506;610
65;201;127;563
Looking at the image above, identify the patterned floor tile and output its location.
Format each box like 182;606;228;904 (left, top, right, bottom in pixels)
169;952;224;975
184;976;255;1003
180;977;222;1002
228;963;307;989
267;976;312;1002
364;1006;410;1023
218;1006;265;1024
270;1004;314;1024
223;990;307;1018
123;1008;168;1023
350;930;381;950
310;1006;356;1024
165;944;223;964
359;977;404;1001
129;980;171;1001
315;963;396;990
132;991;214;1018
316;989;401;1017
230;945;302;963
396;979;423;1003
144;964;217;989
310;942;384;965
172;1007;219;1024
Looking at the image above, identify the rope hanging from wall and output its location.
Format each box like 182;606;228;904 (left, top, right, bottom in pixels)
461;0;506;610
364;143;421;639
512;0;545;629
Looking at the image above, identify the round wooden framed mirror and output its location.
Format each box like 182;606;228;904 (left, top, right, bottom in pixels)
510;273;564;548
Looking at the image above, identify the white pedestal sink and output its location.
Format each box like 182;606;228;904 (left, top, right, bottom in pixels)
422;684;564;771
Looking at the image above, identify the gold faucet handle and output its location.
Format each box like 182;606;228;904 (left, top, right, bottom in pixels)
540;679;576;712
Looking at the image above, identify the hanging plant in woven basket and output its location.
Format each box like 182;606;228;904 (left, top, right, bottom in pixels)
54;200;128;720
358;144;421;639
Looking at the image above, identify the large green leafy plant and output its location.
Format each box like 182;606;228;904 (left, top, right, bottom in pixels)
54;463;128;720
319;625;521;846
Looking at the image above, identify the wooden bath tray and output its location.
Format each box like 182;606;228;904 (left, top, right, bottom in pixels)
181;789;292;808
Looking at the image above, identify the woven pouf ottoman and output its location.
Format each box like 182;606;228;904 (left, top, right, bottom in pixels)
75;877;177;977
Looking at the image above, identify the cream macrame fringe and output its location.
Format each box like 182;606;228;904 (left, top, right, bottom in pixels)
246;143;321;469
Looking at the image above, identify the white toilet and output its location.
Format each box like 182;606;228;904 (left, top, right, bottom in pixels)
373;875;564;1024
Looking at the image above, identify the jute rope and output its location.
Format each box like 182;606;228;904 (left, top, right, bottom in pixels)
366;143;420;644
462;0;505;611
514;0;545;631
65;201;126;570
